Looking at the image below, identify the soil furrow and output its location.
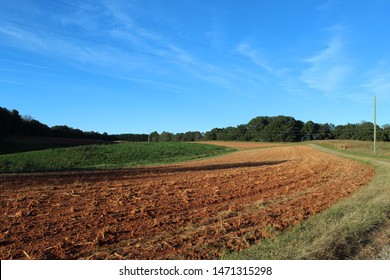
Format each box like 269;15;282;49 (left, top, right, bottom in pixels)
0;144;374;259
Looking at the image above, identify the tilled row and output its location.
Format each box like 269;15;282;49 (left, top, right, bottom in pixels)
0;145;374;259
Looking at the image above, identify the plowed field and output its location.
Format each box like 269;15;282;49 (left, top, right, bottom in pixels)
0;144;375;259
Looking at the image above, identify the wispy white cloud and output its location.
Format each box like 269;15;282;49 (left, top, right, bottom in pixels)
0;57;51;70
360;61;390;101
366;74;390;97
300;35;352;94
236;42;274;74
0;22;152;78
0;24;48;51
102;0;136;28
317;0;336;13
98;3;260;93
59;12;98;31
0;1;274;100
0;79;27;85
121;76;195;95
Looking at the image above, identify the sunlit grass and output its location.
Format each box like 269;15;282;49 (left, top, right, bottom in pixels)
0;142;234;173
316;140;390;159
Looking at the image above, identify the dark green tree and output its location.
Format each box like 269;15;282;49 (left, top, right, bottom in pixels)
317;123;334;140
149;131;160;142
159;131;174;142
261;116;303;142
303;121;321;140
382;124;390;141
355;122;375;141
247;116;270;141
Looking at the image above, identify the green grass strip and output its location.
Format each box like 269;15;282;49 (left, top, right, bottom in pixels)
0;142;234;173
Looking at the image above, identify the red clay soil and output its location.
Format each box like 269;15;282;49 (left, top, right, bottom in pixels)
0;144;375;259
200;141;283;150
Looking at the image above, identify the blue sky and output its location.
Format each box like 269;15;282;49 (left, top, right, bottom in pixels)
1;0;389;134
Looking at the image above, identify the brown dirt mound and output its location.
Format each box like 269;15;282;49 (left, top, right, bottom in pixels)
0;145;374;259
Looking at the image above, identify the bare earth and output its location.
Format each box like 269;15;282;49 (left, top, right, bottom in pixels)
0;144;375;259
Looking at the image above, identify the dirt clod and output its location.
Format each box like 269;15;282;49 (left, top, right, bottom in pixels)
0;145;374;259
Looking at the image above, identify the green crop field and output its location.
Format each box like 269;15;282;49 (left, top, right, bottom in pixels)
0;142;234;173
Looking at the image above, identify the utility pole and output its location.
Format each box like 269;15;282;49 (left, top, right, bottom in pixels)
374;95;377;155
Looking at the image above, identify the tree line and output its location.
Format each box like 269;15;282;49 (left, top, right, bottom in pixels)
203;116;390;142
1;107;389;143
146;116;390;142
0;107;147;142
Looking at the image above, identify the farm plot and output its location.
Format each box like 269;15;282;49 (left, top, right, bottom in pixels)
0;145;374;259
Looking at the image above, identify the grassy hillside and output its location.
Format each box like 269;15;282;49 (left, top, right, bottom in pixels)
0;135;112;155
0;142;234;173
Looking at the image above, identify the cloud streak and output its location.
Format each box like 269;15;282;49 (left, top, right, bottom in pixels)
360;61;390;101
0;23;48;51
300;35;352;94
0;0;281;100
236;42;274;74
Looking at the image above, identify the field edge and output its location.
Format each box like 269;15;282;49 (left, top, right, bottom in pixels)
226;143;390;260
0;142;236;174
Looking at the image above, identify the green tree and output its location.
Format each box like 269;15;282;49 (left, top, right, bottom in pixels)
0;107;13;135
204;128;223;141
382;124;390;141
303;121;321;140
355;121;374;141
261;116;303;142
237;124;250;141
160;131;174;142
247;116;270;141
318;123;334;140
149;131;160;142
10;109;24;134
